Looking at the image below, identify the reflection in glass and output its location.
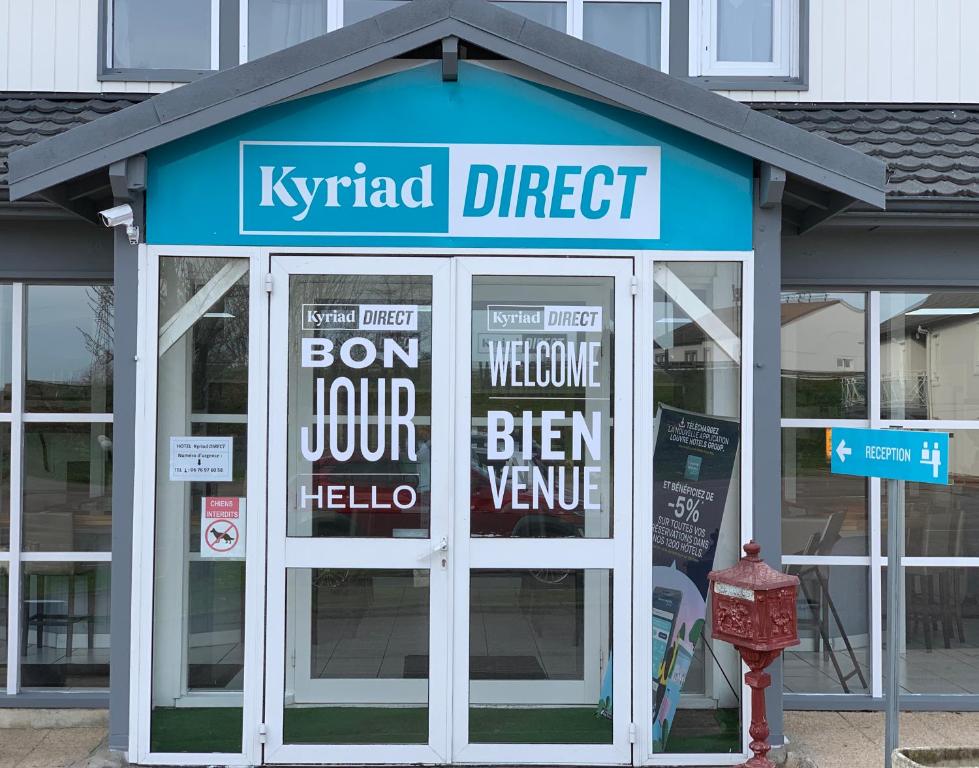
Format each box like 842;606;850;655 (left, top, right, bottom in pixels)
881;292;979;420
287;276;433;539
782;566;870;694
20;563;110;688
469;569;612;743
343;0;406;24
249;0;328;60
782;428;868;556
0;284;11;411
883;567;979;694
284;569;429;744
717;0;773;63
493;1;565;30
583;2;661;67
781;292;866;418
151;257;249;754
653;262;741;419
471;277;614;538
882;431;979;558
26;285;113;413
0;425;9;550
22;424;113;552
112;0;211;70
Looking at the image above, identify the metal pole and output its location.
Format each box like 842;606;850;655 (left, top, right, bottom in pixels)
885;478;905;768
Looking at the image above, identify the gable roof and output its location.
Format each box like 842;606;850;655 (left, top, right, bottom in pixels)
6;0;886;214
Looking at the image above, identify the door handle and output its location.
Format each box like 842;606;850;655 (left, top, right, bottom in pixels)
418;537;449;561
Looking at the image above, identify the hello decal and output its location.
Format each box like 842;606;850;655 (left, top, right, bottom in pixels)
240;142;660;238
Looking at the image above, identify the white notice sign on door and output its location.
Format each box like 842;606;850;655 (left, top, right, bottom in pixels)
169;436;233;481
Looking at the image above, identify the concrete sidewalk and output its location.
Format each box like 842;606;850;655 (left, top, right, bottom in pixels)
1;711;979;767
785;711;979;768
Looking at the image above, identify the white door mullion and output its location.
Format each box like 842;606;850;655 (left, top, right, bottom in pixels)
868;291;883;698
6;283;25;695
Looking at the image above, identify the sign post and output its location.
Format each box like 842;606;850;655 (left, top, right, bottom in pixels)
830;427;949;768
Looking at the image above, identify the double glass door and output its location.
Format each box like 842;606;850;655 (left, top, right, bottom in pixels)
264;255;633;764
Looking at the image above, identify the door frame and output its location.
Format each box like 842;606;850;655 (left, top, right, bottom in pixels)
263;254;453;765
451;256;635;766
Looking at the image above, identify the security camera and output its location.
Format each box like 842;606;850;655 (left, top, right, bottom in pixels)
99;203;140;245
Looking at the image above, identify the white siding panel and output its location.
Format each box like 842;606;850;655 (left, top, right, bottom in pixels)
935;0;961;104
866;0;891;102
804;0;822;101
6;1;33;90
913;0;938;101
54;0;82;91
843;0;869;102
0;0;10;87
820;0;846;100
889;0;915;102
961;1;979;102
76;0;103;92
31;0;57;92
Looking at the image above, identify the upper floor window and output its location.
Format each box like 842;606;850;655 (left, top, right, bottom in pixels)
104;0;218;76
247;0;331;61
691;0;799;78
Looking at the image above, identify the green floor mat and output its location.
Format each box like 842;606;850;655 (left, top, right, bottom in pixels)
284;707;428;744
469;707;613;743
150;707;243;753
659;707;741;754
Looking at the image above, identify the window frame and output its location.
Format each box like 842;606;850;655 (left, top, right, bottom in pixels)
237;0;669;71
98;0;223;82
685;0;806;89
0;281;114;696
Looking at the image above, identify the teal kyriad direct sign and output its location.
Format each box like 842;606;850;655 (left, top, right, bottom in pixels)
241;142;660;238
830;427;949;485
148;61;752;248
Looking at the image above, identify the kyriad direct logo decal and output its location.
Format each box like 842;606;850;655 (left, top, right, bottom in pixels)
240;142;660;239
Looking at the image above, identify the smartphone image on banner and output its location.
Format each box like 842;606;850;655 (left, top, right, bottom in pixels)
652;586;683;680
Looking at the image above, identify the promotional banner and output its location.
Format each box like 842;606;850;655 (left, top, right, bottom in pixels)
650;405;740;749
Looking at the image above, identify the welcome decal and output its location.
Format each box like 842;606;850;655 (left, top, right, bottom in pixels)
240;143;660;239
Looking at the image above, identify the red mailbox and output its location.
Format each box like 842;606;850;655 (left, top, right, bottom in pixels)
708;541;799;768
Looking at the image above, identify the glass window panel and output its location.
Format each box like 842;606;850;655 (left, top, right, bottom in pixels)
471;277;615;538
249;0;329;60
20;562;110;688
782;428;868;556
26;285;113;413
493;2;565;31
883;430;979;558
583;2;661;68
781;291;866;418
653;262;741;418
0;563;7;685
883;567;979;695
286;275;432;539
469;569;612;744
22;424;113;553
717;0;773;63
881;292;979;420
282;569;429;744
0;284;11;412
0;424;9;550
151;257;249;754
782;565;870;694
343;0;407;24
111;0;211;70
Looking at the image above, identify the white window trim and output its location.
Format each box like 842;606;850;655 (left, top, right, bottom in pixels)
239;0;670;72
689;0;798;78
105;0;221;72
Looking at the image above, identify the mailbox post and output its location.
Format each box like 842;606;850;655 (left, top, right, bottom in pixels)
709;541;799;768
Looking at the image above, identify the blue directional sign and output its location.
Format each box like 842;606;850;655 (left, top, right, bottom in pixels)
830;427;949;485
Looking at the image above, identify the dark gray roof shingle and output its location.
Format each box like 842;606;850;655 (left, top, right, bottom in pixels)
761;105;979;199
0;94;147;189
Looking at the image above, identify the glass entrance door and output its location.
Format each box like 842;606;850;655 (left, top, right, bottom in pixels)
263;255;633;765
264;256;452;764
452;258;634;765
